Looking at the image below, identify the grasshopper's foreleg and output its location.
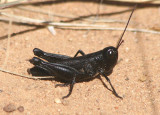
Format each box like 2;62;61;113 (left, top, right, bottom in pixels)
101;73;123;99
29;57;83;99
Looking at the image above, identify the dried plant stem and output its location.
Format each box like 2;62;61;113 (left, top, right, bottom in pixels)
57;26;160;34
17;6;75;19
0;12;108;27
110;0;160;4
0;0;28;9
0;67;54;79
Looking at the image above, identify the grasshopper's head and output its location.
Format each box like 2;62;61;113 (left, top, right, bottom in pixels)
103;46;118;60
102;46;118;69
102;39;123;69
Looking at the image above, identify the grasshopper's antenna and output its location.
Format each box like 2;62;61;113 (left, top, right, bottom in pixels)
116;4;137;49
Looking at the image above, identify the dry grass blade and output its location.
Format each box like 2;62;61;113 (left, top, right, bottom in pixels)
57;27;160;34
0;67;54;80
1;12;160;34
0;0;29;9
112;0;160;4
0;12;107;27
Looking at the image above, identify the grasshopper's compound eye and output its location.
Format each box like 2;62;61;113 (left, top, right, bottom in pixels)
107;48;118;57
107;49;114;55
103;47;118;60
106;49;116;58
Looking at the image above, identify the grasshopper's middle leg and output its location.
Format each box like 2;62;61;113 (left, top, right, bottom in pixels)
55;50;85;87
74;50;85;57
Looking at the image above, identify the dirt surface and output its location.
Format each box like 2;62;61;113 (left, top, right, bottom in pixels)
0;1;160;115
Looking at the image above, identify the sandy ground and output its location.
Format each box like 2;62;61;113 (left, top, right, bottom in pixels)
0;1;160;115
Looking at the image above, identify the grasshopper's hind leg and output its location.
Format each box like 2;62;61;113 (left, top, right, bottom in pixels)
62;77;76;99
33;48;85;63
29;57;83;99
33;48;71;62
55;77;76;99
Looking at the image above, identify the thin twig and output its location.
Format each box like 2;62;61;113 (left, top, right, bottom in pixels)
0;67;54;79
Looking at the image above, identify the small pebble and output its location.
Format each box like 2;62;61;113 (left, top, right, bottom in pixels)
17;106;24;112
76;112;82;115
138;75;147;82
114;106;119;109
82;34;87;38
100;111;107;115
0;89;3;93
125;77;129;81
54;98;61;104
125;59;129;63
15;42;18;46
62;100;69;106
68;38;73;42
3;103;16;113
134;38;138;43
125;47;129;52
25;37;29;41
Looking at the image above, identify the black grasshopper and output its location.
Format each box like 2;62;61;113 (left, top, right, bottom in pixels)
28;6;136;99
